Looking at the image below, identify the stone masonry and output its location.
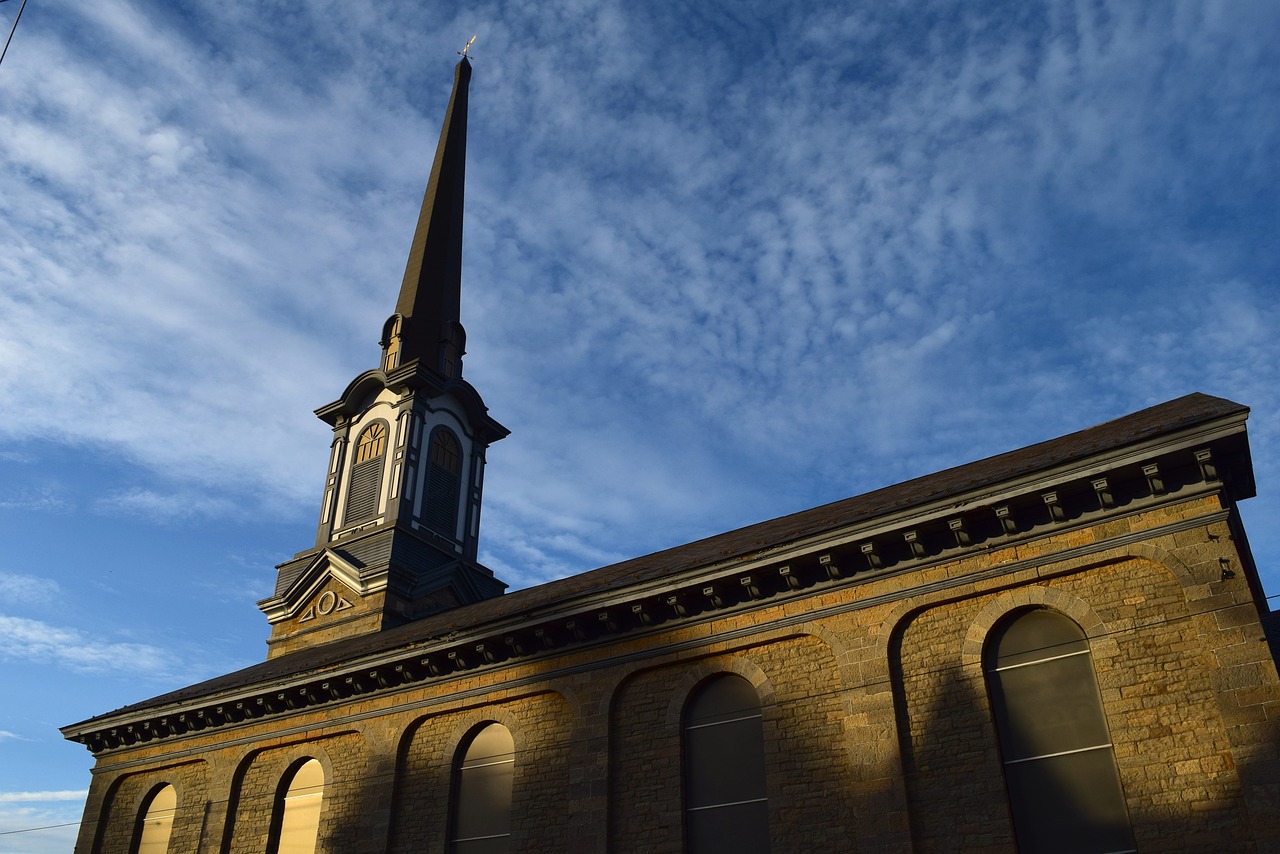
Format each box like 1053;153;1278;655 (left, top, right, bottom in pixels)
66;476;1280;852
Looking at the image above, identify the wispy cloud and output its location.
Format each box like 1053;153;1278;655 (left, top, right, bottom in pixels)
0;574;60;607
2;1;1277;587
0;615;173;677
93;488;244;523
0;791;87;804
0;488;71;515
0;798;84;854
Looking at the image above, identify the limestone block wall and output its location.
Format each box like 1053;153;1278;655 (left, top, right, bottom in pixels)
388;690;573;852
71;499;1280;853
607;635;853;853
87;760;207;853
223;732;366;853
892;557;1263;852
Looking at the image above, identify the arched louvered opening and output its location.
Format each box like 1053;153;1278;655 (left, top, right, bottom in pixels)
269;758;325;854
132;783;176;854
381;314;404;372
439;320;466;378
344;421;388;523
449;723;514;854
985;608;1136;854
683;674;770;854
425;427;462;538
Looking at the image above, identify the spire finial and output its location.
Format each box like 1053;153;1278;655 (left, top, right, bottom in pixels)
459;34;477;59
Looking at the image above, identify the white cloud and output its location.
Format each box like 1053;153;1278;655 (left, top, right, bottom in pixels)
0;616;172;677
93;488;244;524
0;799;84;854
0;575;60;607
0;0;1274;584
0;791;87;804
0;488;70;515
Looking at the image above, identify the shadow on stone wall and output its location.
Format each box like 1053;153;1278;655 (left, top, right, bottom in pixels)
891;632;1280;852
301;645;1280;853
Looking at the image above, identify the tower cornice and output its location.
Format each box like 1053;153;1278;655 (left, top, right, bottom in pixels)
315;363;508;443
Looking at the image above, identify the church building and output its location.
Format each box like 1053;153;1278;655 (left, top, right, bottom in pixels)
63;57;1280;854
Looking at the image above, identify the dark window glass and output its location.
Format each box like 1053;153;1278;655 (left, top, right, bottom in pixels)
986;610;1136;854
439;322;466;379
683;675;770;854
429;428;462;473
450;724;513;854
425;428;462;537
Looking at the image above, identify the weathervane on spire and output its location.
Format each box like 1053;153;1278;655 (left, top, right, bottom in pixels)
459;35;477;59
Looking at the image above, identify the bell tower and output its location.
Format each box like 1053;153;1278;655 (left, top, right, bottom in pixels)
259;57;510;658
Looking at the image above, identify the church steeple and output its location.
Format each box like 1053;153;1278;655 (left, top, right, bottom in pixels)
259;57;509;659
383;57;471;379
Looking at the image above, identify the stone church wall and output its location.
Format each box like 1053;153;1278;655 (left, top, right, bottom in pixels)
71;497;1280;852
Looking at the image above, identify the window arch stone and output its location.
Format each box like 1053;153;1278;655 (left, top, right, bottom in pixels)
663;656;775;726
963;585;1106;667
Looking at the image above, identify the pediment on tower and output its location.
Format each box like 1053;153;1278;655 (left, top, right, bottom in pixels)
258;548;372;625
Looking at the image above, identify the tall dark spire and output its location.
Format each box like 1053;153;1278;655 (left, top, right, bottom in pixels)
260;53;507;659
386;57;472;377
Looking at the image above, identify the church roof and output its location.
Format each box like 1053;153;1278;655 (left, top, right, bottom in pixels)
72;391;1250;727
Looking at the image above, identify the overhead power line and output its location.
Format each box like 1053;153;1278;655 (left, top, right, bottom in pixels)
0;819;80;837
0;0;29;71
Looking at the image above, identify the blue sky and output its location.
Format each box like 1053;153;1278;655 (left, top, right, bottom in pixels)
1;0;1278;847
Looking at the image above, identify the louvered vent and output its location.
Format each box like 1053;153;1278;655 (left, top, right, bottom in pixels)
425;428;462;538
344;422;388;524
425;466;460;537
345;457;383;522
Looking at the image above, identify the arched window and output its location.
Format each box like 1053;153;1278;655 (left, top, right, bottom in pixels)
345;421;388;523
985;609;1136;854
132;783;176;854
381;315;404;372
449;723;514;853
425;428;462;538
438;320;466;378
683;674;770;854
269;758;325;854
